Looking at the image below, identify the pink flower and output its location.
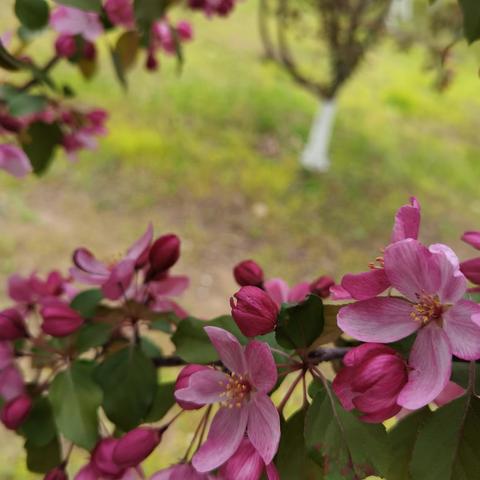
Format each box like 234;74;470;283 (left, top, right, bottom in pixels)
332;343;408;423
40;302;84;337
1;393;32;430
150;463;213;479
0;308;27;340
55;33;77;58
230;286;279;337
233;260;264;287
219;437;279;480
146;275;189;318
50;6;103;42
462;231;480;250
176;21;193;41
263;278;311;307
309;275;335;299
0;144;32;178
71;224;153;300
0;364;25;401
152;21;175;55
341;197;421;300
175;365;211;410
104;0;135;28
113;427;162;468
338;238;480;409
175;327;280;472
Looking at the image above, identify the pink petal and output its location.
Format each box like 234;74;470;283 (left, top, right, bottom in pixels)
245;341;277;393
341;269;390;300
101;259;135;300
263;278;290;306
443;300;480;360
462;231;480;250
126;223;153;266
192;406;248;472
204;327;247;375
384;239;441;302
0;342;13;370
0;365;24;401
266;463;280;480
434;381;465;407
329;285;352;300
428;244;466;304
149;276;189;297
174;369;227;405
360;403;402;423
50;6;103;41
332;364;356;410
0;144;32;178
73;248;109;276
337;297;419;343
391;198;421;243
287;282;310;303
150;299;188;319
397;323;451;410
460;258;480;286
219;438;265;480
247;393;280;465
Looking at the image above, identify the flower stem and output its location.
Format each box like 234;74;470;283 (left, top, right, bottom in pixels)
277;370;304;416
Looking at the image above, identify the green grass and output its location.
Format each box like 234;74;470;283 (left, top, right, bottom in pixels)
2;0;480;477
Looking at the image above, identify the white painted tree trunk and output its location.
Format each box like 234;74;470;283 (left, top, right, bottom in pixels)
301;98;337;173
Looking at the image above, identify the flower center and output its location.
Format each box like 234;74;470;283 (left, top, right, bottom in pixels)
410;293;444;326
104;252;124;270
219;373;251;409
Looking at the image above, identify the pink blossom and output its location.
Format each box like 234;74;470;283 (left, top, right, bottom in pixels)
263;278;311;307
332;343;408;423
112;427;162;468
175;365;211;410
176;21;193;41
0;364;25;401
104;0;135;28
55;33;77;58
461;231;480;250
152;21;175;55
71;224;153;300
1;393;32;430
0;144;32;178
233;260;264;287
40;302;84;337
219;437;279;480
340;197;421;300
175;327;280;472
0;308;27;340
150;463;213;479
50;6;103;42
146;275;189;318
230;286;279;337
338;238;480;409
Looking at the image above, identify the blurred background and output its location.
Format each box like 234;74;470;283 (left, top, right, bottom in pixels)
1;0;480;476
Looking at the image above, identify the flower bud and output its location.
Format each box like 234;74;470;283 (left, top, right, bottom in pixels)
55;34;76;58
0;308;27;340
91;438;124;477
1;394;32;430
112;427;162;468
309;275;335;299
44;466;68;480
175;364;210;410
332;343;408;423
147;234;181;279
176;21;193;41
146;51;159;71
233;260;264;287
230;286;279;337
40;303;84;337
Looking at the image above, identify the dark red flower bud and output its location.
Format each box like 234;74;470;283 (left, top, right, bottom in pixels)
112;427;162;468
44;466;68;480
92;438;124;477
175;364;210;410
40;303;84;337
146;51;158;71
1;394;32;430
230;286;279;337
309;275;335;299
0;114;23;133
55;34;76;58
147;234;181;279
233;260;264;287
0;308;27;340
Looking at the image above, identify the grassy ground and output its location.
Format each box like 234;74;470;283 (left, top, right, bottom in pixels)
2;0;480;477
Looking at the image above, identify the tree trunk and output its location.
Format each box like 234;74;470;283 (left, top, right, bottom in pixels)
300;98;337;173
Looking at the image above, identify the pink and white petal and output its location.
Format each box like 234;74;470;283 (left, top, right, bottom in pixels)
102;259;135;300
434;381;465;407
149;276;189;297
462;231;480;250
247;394;280;465
397;324;452;410
192;407;248;472
337;297;419;343
219;438;264;480
263;278;290;307
341;269;390;300
204;326;247;375
384;239;441;302
428;244;466;304
391;200;421;243
288;282;310;303
175;369;227;405
126;223;153;265
73;248;109;275
69;267;106;286
245;341;277;393
443;300;480;360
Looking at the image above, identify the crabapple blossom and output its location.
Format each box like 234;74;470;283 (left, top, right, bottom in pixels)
263;277;311;306
0;144;32;178
175;364;211;410
50;6;103;42
150;463;213;479
104;0;135;29
233;259;264;287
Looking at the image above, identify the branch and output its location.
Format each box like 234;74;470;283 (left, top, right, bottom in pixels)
19;55;60;92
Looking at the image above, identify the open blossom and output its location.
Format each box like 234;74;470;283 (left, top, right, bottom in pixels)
150;463;213;479
50;6;103;41
340;197;421;300
220;438;279;480
0;144;32;178
333;343;408;423
175;327;280;472
338;238;480;409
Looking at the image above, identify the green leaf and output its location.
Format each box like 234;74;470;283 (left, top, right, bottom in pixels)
95;345;157;430
49;360;102;450
25;436;61;473
74;322;113;353
305;380;390;479
70;289;103;318
451;362;480;392
21;121;63;175
15;0;49;31
459;0;480;44
7;93;47;117
276;409;324;479
172;315;245;364
140;336;163;358
110;31;140;88
386;407;432;480
276;294;325;350
54;0;102;12
20;397;57;447
144;382;175;423
410;394;480;480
